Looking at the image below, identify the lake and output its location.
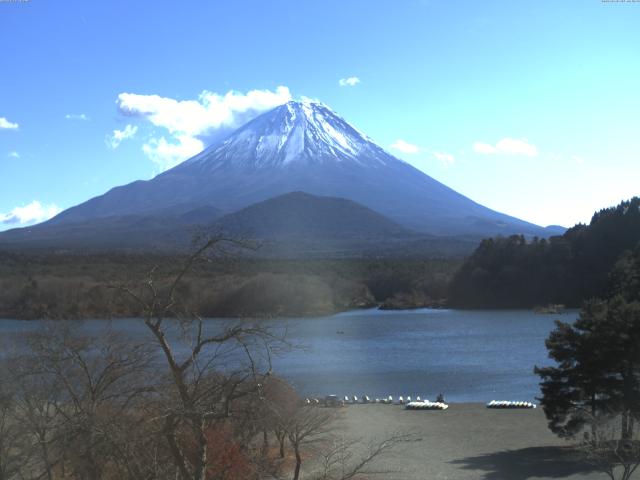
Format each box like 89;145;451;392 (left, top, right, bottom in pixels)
0;308;577;403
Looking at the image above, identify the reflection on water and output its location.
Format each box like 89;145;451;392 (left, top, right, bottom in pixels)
0;308;577;402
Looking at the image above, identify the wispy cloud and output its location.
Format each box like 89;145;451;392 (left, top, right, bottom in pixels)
339;76;361;87
142;135;203;171
473;142;498;154
391;140;455;165
473;138;538;157
106;124;138;149
550;152;586;165
390;139;421;154
571;154;585;165
65;113;89;121
300;95;322;104
433;151;455;165
7;151;19;159
116;85;292;171
0;201;62;226
0;117;19;130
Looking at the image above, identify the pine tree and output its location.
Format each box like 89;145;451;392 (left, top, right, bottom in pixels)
535;296;640;439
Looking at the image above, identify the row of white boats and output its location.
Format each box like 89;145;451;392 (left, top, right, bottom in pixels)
405;401;449;410
307;395;448;408
486;400;537;409
305;396;537;410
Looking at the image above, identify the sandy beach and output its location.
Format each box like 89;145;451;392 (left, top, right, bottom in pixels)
329;403;606;480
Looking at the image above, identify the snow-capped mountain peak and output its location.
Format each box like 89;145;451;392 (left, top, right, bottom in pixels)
182;100;394;171
37;99;555;240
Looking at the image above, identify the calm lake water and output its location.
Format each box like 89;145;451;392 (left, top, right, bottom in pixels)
0;308;577;403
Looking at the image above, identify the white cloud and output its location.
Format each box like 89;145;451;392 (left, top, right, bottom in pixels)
106;124;138;149
0;117;19;130
116;85;292;170
571;154;585;165
390;139;422;154
496;138;538;156
390;140;455;165
339;77;361;87
473;142;498;154
0;201;62;226
433;151;455;165
7;151;19;159
65;113;89;121
142;135;204;171
300;95;322;104
473;138;538;157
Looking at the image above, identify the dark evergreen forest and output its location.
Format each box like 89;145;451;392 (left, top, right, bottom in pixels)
449;197;640;308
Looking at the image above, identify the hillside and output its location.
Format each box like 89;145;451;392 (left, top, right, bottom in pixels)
0;192;479;257
448;197;640;308
0;252;460;319
216;191;410;239
0;209;220;252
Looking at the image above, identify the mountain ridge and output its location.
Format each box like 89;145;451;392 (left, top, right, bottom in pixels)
215;191;412;239
3;100;564;249
0;192;480;257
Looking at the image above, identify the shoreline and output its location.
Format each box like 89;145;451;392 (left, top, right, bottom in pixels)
0;304;580;321
330;403;600;480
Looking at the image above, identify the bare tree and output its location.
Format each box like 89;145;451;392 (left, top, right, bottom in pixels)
111;237;285;480
284;405;336;480
1;324;158;480
313;432;416;480
581;414;640;480
11;363;62;480
21;323;158;480
0;236;413;480
261;376;299;459
0;374;23;480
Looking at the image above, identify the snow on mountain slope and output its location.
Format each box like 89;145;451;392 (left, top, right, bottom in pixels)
179;100;391;171
42;100;556;238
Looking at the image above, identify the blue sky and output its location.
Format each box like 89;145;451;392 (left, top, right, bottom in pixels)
1;0;639;230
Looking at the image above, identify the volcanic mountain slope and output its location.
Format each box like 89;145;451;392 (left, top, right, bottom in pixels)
212;191;440;257
0;211;217;251
42;100;561;238
216;191;410;240
0;192;479;256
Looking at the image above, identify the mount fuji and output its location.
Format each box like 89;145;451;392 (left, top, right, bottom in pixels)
1;100;563;252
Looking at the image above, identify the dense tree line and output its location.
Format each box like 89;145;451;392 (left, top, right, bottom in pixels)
0;254;459;319
449;197;640;308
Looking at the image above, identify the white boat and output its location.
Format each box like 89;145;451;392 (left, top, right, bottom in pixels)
405;400;449;411
486;400;536;409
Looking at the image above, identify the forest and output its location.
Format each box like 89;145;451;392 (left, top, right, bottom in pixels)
448;197;640;308
3;197;640;318
0;252;459;319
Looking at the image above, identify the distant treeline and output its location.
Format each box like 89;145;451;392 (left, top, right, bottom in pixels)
0;252;460;319
6;198;639;318
449;197;640;308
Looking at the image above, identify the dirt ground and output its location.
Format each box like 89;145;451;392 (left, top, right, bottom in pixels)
325;403;609;480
